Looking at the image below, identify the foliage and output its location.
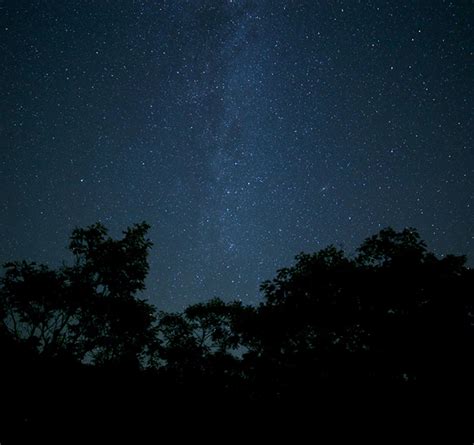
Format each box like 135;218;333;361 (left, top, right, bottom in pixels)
1;224;473;402
0;222;156;367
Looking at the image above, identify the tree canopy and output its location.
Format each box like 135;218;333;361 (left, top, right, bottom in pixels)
1;223;473;440
1;222;156;367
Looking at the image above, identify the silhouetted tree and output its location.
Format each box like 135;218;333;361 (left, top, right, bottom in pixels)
242;227;473;394
353;227;473;383
154;298;252;387
0;222;156;368
184;298;246;355
1;223;473;438
1;261;83;359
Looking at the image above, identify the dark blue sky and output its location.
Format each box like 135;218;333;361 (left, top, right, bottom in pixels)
1;0;472;311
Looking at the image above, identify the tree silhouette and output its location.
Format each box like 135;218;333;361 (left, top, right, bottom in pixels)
242;227;473;394
353;227;473;384
0;222;156;367
154;298;252;394
1;223;473;441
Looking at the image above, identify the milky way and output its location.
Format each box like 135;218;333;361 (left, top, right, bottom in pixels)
1;1;472;310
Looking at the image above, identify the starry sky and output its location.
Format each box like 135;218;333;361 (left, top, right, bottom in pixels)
1;0;472;311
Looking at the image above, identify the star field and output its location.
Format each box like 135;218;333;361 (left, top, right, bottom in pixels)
1;1;472;311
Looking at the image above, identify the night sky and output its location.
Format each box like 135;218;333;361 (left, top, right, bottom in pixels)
1;1;472;311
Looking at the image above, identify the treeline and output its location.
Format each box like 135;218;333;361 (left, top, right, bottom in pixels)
1;222;473;439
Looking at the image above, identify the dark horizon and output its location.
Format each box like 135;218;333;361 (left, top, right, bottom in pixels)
2;222;473;442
